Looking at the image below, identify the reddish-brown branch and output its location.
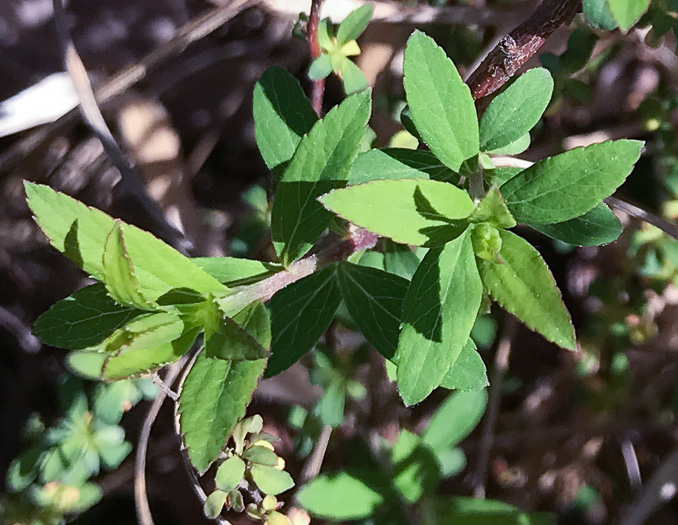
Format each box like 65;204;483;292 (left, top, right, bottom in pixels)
307;0;326;115
467;0;581;100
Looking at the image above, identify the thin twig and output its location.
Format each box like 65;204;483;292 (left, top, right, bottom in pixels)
135;354;190;525
467;0;581;100
52;0;191;253
298;424;333;484
472;317;517;498
307;0;326;116
0;0;259;173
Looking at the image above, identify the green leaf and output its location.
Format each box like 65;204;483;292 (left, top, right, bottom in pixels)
178;304;270;472
318;19;332;51
350;148;458;185
479;230;575;350
422;389;487;449
470;186;516;229
102;222;155;308
317;379;346;427
243;445;279;466
485;167;522;188
435;447;467;479
102;326;199;380
341;58;369;95
66;350;108;378
206;302;270;360
392;430;439;504
34;284;145;350
337;262;408;360
309;54;332;81
440;339;489;391
607;0;651;31
403;31;478;171
25;183;226;301
501;140;643;224
271;90;372;265
424;496;554;525
397;230;483;406
531;202;622;246
336;4;373;45
298;471;385;519
384;241;422;279
267;265;341;376
204;490;228;519
320;178;474;247
192;257;278;286
250;464;295;495
253;67;318;176
479;68;553;152
487;133;531;155
7;447;44;492
215;456;246;491
583;0;619;30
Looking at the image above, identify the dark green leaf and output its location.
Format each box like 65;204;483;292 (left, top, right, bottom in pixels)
298;472;385;519
336;4;373;45
403;31;478;171
206;302;270;360
501;140;643;224
350;148;458;185
479;230;575;350
320;178;474;247
337;262;408;360
480;68;553;152
397;230;483;405
531;202;622;246
440;339;489;391
34;284;145;350
267;265;341;376
583;0;619;29
253;67;317;176
422;390;487;449
271;90;371;265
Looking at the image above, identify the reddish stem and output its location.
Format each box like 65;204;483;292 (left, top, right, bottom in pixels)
467;0;582;100
307;0;326;116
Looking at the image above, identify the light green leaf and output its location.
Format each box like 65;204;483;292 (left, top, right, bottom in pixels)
66;350;108;379
204;490;228;519
206;302;270;360
341;58;369;94
318;19;332;51
336;4;373;45
253;67;317;176
298;472;385;519
501;140;643;224
309;54;332;81
531;202;622;246
25;183;226;301
479;230;575;349
215;456;246;491
320;178;474;247
102;222;155;308
243;445;279;466
271;90;372;265
250;465;295;495
607;0;651;31
267;265;341;376
480;68;553;152
583;0;618;30
487;133;531;155
192;257;279;286
440;339;489;391
337;262;408;360
179;352;267;473
403;31;478;171
397;230;483;406
350;148;458;185
178;302;270;472
34;284;145;350
470;186;516;229
392;430;439;504
102;324;199;380
485;167;522;187
435;447;467;479
317;379;346;427
422;389;487;449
